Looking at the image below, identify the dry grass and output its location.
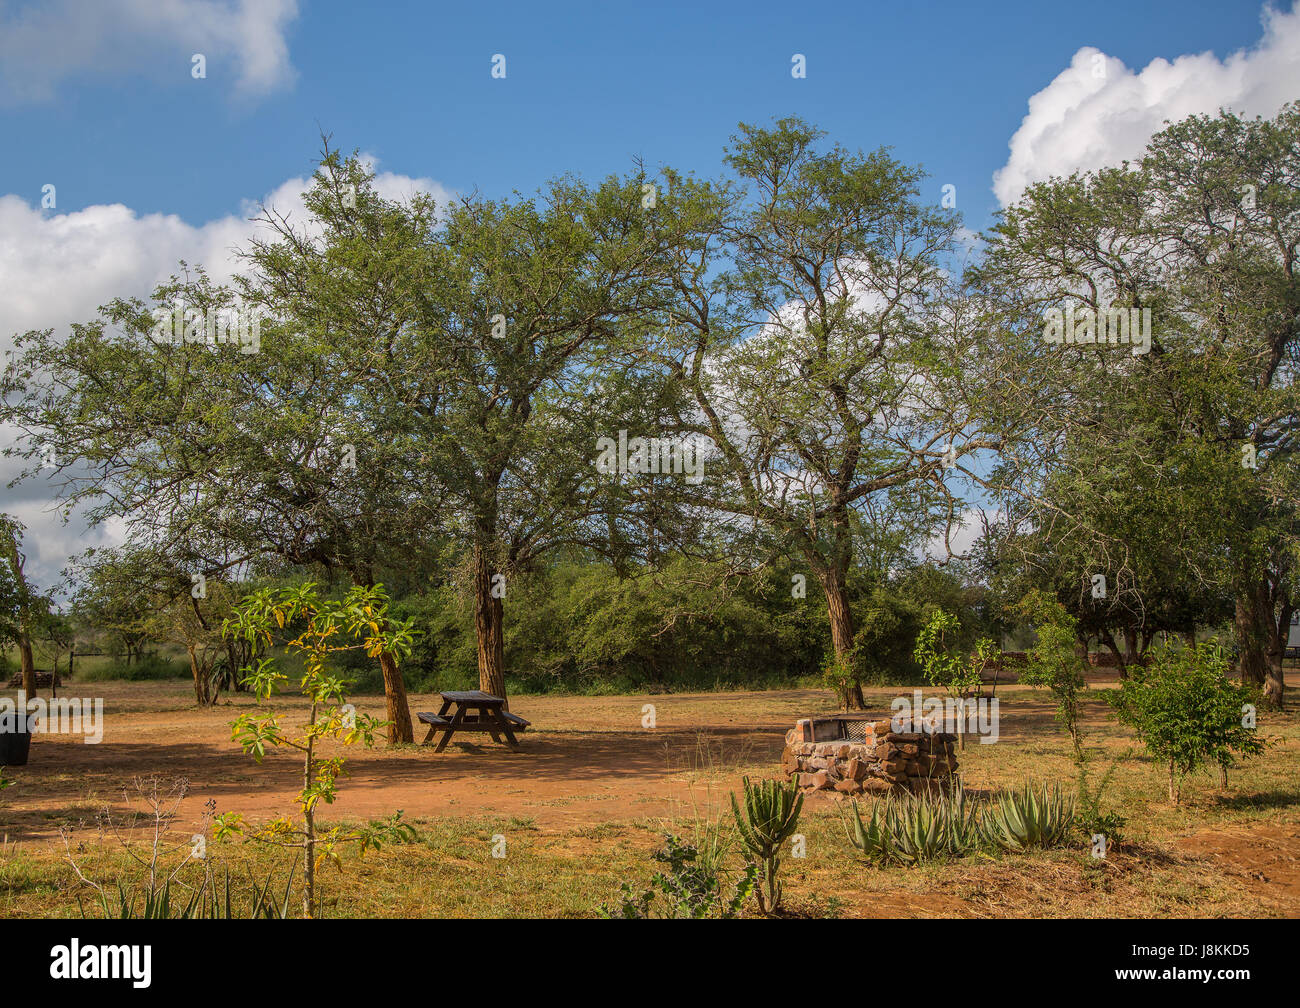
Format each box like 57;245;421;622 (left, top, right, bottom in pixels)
0;677;1297;917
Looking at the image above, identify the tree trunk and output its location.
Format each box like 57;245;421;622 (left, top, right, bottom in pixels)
2;525;37;698
1168;762;1179;805
225;640;241;692
1264;657;1286;709
303;717;317;918
1101;629;1127;677
817;566;862;710
348;572;413;744
1265;601;1291;710
378;650;413;743
1121;625;1139;677
473;542;507;705
1235;593;1268;690
15;637;35;699
186;645;210;706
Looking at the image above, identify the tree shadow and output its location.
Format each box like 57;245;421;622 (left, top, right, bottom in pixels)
1208;789;1300;812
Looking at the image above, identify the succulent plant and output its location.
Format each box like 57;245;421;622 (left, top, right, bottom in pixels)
981;781;1075;851
731;775;803;914
844;779;982;866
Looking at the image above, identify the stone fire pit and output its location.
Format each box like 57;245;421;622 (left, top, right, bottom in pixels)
781;714;958;797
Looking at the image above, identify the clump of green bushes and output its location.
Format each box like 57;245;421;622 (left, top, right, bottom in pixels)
73;655;189;682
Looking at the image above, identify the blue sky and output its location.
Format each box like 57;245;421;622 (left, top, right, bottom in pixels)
2;0;1298;583
0;0;1280;234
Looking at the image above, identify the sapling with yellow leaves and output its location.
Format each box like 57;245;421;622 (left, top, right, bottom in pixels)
217;582;416;917
913;609;995;750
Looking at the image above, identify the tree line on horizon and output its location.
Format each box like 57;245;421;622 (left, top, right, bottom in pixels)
2;104;1297;740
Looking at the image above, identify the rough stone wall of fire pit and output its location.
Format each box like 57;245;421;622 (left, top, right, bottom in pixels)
781;718;958;796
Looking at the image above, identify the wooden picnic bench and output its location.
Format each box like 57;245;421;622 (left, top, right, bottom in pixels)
417;690;529;752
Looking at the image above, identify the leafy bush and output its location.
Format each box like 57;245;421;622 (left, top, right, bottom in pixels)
851;582;925;686
821;651;859;709
74;654;189;682
128;556;982;698
1016;591;1087;758
1105;641;1266;804
602;834;756;919
389;560;829;696
913;610;995;748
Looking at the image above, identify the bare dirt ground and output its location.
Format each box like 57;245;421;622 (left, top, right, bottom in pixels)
1173;823;1300;913
2;684;819;840
3;679;1298;917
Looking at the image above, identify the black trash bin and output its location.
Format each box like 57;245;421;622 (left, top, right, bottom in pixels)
0;709;31;766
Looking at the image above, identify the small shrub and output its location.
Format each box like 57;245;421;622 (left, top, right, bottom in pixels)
602;834;756;919
821;651;858;710
219;583;418;917
1016;592;1086;759
1074;758;1127;846
913;610;994;749
1105;640;1266;804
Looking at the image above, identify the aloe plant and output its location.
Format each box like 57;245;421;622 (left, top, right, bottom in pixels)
982;782;1075;851
87;861;297;919
844;779;981;866
731;776;802;914
843;799;895;863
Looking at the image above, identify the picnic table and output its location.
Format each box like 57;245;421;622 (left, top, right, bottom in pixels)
417;691;529;752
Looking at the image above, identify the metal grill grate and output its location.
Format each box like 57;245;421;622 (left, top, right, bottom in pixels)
844;721;868;743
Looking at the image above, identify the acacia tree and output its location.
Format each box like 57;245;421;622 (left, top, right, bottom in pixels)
148;582;244;706
2;147;691;717
412;174;687;702
648;119;1019;706
974;104;1300;706
69;550;159;666
68;545;246;705
977;456;1234;675
0;151;443;740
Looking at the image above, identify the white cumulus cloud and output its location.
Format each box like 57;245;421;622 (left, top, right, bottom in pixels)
0;0;301;103
993;2;1300;207
0;161;452;588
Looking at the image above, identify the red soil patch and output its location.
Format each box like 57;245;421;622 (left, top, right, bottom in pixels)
0;687;802;842
1173;823;1300;915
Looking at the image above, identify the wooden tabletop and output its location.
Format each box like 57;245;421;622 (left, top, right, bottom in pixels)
439;690;504;706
